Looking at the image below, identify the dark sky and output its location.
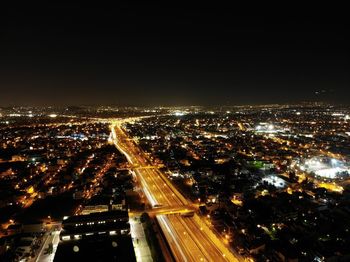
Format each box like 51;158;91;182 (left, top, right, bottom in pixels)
0;4;349;106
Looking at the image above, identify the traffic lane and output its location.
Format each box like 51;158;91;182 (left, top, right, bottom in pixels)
142;168;183;206
140;168;172;206
157;215;188;262
184;216;231;261
168;214;211;262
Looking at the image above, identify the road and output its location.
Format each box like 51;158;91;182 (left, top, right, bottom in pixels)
34;226;61;262
111;120;242;262
129;217;153;262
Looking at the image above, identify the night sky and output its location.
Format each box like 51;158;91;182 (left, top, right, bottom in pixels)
0;4;349;106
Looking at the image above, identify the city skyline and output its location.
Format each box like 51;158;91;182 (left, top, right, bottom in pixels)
1;105;350;261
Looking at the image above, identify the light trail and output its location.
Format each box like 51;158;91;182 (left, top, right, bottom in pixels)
110;119;242;262
158;215;188;262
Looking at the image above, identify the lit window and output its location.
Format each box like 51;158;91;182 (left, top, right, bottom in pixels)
62;235;70;241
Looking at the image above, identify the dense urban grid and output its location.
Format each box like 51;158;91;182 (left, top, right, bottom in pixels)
0;104;350;261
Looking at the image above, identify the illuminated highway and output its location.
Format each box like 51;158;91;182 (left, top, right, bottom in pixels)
110;119;242;262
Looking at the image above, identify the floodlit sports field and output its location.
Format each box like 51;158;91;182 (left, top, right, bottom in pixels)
300;157;350;179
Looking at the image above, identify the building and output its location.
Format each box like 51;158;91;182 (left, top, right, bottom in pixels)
60;210;130;240
55;210;135;261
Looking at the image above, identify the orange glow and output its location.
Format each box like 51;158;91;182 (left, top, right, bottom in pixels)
27;186;34;194
318;182;343;193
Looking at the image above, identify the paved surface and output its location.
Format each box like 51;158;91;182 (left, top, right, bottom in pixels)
35;230;60;262
130;217;153;262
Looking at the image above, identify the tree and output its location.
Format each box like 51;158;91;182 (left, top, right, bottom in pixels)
140;212;149;224
46;243;53;254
